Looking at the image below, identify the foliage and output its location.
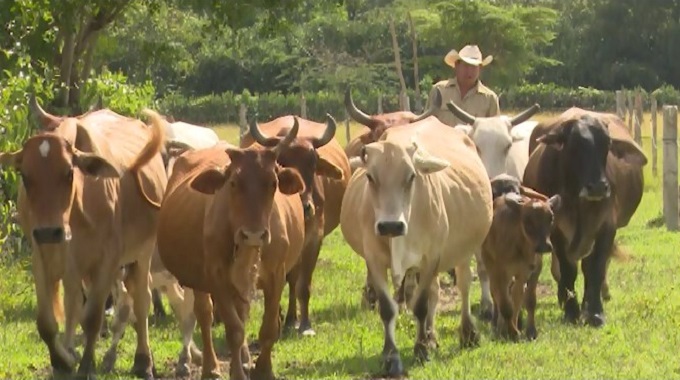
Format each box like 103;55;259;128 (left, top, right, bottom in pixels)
79;69;156;117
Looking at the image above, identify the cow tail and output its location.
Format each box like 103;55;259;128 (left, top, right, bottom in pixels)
129;109;167;209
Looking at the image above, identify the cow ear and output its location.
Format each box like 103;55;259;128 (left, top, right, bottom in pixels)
191;167;226;194
277;167;305;195
536;130;564;150
315;157;344;180
548;194;562;213
453;124;474;136
73;152;121;178
412;146;449;175
0;150;23;169
611;140;648;166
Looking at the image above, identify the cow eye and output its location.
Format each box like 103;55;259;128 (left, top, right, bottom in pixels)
66;168;74;183
366;173;375;184
406;173;416;185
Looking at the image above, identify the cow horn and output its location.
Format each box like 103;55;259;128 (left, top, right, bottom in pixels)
412;88;442;122
446;101;476;125
509;103;540;126
29;94;55;129
344;87;375;127
249;117;278;147
274;117;299;156
312;113;337;148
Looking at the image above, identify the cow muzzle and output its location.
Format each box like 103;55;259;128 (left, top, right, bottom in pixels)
32;226;72;245
235;228;271;247
375;221;407;237
580;180;610;201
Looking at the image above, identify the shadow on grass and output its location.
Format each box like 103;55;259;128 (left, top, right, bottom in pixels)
280;351;416;380
2;301;36;322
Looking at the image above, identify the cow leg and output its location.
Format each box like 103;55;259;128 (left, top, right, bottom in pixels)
412;263;440;364
214;296;249;380
361;266;378;310
33;254;74;375
296;234;323;336
552;231;579;324
580;225;615;328
101;279;133;373
77;260;119;378
163;282;202;377
252;268;286;380
62;260;84;362
124;258;156;379
474;250;493;321
510;273;528;342
283;264;300;332
456;263;479;348
194;291;220;379
151;289;167;322
524;257;542;340
489;269;514;340
601;257;612;301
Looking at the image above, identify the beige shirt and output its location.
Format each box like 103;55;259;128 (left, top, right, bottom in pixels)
426;79;500;127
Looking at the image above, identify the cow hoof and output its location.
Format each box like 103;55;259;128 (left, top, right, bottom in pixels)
413;342;429;364
251;364;276;380
300;328;316;337
459;322;480;348
383;356;405;378
298;321;315;337
175;362;190;378
585;313;606;328
200;369;221;379
563;299;580;324
525;325;538;341
131;353;155;379
101;349;117;373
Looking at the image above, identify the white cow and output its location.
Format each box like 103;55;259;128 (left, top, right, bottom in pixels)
446;101;541;320
102;116;219;377
340;117;493;377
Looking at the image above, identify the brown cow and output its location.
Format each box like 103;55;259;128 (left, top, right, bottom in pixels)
523;107;646;327
482;174;560;341
344;87;442;162
239;114;350;336
157;119;306;380
0;97;166;379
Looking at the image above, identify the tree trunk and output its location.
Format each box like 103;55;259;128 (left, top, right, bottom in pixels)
58;30;77;109
388;18;408;111
407;12;422;113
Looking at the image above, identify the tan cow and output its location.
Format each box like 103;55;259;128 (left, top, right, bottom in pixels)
239;114;349;335
344;87;442;163
340;117;493;376
157;119;306;380
0;98;166;379
482;174;560;341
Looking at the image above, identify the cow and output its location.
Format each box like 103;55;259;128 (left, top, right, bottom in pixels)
344;87;442;162
445;100;541;320
239;114;350;336
157;118;306;380
523;107;646;327
340;117;493;377
95;113;214;377
0;97;166;379
482;174;560;341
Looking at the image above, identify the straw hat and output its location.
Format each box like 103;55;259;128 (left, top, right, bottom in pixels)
444;44;493;68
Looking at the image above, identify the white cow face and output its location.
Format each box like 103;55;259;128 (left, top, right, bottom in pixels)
455;118;522;179
353;139;449;237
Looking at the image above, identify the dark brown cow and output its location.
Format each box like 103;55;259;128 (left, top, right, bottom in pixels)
482;175;560;341
523;107;646;327
0;98;166;379
239;114;350;335
157;119;306;380
344;87;442;162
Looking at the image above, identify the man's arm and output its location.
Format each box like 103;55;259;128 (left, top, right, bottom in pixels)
424;85;439;111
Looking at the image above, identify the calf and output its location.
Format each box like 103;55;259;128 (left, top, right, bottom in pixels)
482;177;560;341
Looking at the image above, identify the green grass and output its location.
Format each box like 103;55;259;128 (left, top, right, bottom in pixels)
2;110;680;379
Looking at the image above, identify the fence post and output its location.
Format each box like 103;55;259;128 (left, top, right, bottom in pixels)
652;96;658;177
627;91;634;133
616;90;626;120
344;110;351;146
634;90;643;146
300;93;307;119
377;93;383;114
663;105;678;231
238;103;247;144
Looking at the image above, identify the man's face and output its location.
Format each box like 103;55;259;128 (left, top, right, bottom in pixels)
455;60;481;88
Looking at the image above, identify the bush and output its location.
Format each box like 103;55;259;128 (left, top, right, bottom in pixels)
80;68;156;117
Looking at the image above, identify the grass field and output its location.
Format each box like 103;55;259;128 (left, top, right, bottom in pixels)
2;110;680;379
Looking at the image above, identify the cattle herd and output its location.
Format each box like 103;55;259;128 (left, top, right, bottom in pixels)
0;88;647;380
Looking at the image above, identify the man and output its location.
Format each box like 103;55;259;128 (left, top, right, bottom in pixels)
427;44;500;126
